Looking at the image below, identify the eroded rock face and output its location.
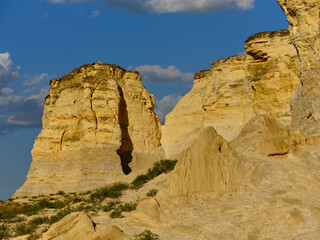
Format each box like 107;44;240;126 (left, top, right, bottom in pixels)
277;0;320;134
162;30;299;159
41;212;129;240
14;62;163;197
132;117;320;239
159;127;259;197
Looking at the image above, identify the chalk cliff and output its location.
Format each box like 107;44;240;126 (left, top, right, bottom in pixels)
162;30;299;159
14;62;163;197
277;0;320;134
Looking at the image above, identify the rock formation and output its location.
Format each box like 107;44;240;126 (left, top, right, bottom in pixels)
130;117;320;239
41;212;129;240
277;0;320;134
14;62;163;197
231;115;320;157
161;30;299;159
159;127;261;197
231;115;295;157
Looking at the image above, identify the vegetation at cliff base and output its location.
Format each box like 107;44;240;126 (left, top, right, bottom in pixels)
0;225;9;240
109;202;137;218
134;230;160;240
89;182;129;202
131;160;177;189
0;159;176;239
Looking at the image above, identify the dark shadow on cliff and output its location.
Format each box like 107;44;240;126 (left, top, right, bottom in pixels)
117;86;133;175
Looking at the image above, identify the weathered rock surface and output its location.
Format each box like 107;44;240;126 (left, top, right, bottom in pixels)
231;115;320;157
130;119;320;239
159;127;261;197
41;212;129;240
162;30;299;159
232;115;294;157
14;62;163;197
127;197;161;228
277;0;320;134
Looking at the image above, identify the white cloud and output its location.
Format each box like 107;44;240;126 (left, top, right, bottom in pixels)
0;88;22;106
25;88;49;106
147;0;255;13
134;65;193;82
91;10;100;17
0;53;48;131
48;0;67;3
23;73;49;86
48;0;255;13
6;116;34;126
0;52;20;89
155;93;183;123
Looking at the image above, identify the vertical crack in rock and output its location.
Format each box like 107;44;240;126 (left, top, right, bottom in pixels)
117;85;133;175
60;131;66;151
90;82;100;133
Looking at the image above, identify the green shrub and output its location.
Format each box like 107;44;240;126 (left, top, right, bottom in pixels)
29;216;50;226
90;183;129;201
0;225;9;240
14;223;34;236
49;199;69;209
109;208;123;218
8;216;26;223
27;233;41;240
42;226;50;233
49;207;73;224
72;196;83;203
0;199;55;220
131;175;149;189
36;199;51;209
146;189;158;197
109;202;137;218
118;202;137;212
102;201;120;212
0;202;28;220
131;160;177;189
134;230;160;240
73;204;86;212
57;191;66;196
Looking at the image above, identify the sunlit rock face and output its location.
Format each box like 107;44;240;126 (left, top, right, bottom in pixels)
277;0;320;134
14;62;163;197
161;30;299;159
160;127;255;197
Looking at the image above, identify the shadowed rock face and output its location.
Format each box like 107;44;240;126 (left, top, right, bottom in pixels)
162;30;299;160
14;62;163;197
277;0;320;134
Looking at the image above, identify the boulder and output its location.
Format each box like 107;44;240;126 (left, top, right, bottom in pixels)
231;115;292;156
41;212;129;240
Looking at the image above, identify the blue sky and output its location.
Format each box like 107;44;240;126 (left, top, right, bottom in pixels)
0;0;288;200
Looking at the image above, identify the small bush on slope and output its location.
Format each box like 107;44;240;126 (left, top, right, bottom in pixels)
0;197;72;221
146;189;158;197
109;202;137;218
131;160;177;189
134;230;160;240
0;225;9;240
90;183;129;202
102;200;120;212
14;223;34;237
